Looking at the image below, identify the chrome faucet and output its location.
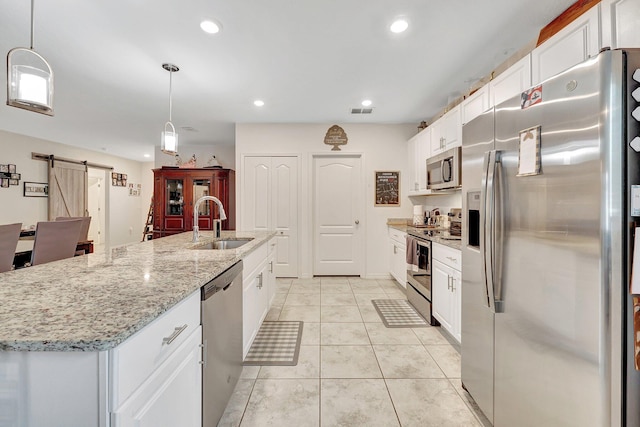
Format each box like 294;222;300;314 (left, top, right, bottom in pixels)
193;195;227;242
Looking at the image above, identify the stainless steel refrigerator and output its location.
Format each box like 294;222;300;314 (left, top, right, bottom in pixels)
461;48;640;427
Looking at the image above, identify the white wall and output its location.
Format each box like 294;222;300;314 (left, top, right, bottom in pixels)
0;130;150;247
236;123;415;279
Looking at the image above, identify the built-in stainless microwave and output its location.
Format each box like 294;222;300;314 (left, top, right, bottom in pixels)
426;146;461;191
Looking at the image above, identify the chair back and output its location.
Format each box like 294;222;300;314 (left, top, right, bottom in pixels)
55;216;91;241
0;223;21;273
31;220;83;266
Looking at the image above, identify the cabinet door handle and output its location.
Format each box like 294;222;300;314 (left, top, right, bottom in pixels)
447;276;452;291
163;324;188;345
199;341;208;366
257;272;263;289
446;256;458;263
451;277;456;292
269;261;273;273
394;245;397;254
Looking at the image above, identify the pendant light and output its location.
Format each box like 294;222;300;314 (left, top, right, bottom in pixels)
161;63;179;155
6;0;54;115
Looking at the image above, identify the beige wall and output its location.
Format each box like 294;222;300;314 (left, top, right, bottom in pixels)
0;130;151;247
236;123;415;279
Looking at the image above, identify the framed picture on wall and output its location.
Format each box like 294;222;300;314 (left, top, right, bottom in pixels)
375;171;400;206
8;164;16;174
24;182;49;197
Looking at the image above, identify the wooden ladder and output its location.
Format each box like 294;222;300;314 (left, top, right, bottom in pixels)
142;198;154;241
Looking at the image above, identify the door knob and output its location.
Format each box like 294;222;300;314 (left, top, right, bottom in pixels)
355;220;360;225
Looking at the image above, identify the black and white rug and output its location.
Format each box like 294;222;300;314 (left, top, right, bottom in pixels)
243;321;303;366
371;299;429;328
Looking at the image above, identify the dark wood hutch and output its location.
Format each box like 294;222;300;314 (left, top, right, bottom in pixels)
152;167;235;239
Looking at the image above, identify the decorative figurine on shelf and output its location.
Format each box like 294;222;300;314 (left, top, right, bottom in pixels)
206;155;222;168
418;121;428;130
175;154;197;168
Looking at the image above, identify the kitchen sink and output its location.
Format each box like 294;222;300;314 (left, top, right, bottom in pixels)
194;238;253;250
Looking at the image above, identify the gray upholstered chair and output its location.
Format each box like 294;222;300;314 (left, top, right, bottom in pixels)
30;220;83;266
55;216;91;241
0;223;21;273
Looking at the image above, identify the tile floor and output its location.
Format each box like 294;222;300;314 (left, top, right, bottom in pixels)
218;277;490;427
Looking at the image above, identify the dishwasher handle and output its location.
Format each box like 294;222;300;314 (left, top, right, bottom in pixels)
202;260;243;300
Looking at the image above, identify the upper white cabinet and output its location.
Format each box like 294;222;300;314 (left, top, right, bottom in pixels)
490;55;532;107
430;106;462;156
531;5;601;84
407;128;430;195
601;0;640;49
461;85;491;125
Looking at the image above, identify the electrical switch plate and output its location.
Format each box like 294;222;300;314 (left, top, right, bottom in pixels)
634;69;640;84
632;185;640;216
631;136;640;153
633;107;640;122
633;87;640;103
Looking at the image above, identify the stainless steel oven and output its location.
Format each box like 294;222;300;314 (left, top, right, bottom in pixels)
427;146;461;191
406;231;438;325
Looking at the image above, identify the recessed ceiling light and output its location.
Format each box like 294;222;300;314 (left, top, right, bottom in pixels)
200;20;221;34
254;100;265;107
390;19;408;33
143;154;151;158
361;99;372;107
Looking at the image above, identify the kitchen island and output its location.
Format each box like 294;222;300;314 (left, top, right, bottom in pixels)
0;230;274;427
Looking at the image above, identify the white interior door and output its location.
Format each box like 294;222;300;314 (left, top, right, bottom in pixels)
243;156;299;277
313;154;363;276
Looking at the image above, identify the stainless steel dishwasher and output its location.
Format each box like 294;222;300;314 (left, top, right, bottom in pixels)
201;260;243;427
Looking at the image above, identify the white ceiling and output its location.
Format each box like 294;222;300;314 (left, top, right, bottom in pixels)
0;0;575;161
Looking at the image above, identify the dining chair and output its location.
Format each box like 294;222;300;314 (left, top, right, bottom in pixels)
31;219;83;266
55;216;91;241
0;223;21;273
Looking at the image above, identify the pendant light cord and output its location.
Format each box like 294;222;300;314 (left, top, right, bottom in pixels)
168;69;173;122
30;0;35;50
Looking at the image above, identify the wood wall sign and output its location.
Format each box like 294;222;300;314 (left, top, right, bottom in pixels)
375;171;400;206
324;125;348;151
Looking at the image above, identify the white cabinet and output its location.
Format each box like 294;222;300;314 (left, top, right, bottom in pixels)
407;129;430;195
430;106;461;156
490;55;532;107
242;156;299;277
531;5;601;84
461;85;491;125
432;243;461;343
601;0;640;49
388;227;407;287
242;242;273;357
0;290;203;427
112;327;202;427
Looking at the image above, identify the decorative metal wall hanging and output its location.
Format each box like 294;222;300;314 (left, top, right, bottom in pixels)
324;125;348;151
0;164;21;188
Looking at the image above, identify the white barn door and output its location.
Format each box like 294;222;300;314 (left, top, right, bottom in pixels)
313;154;363;276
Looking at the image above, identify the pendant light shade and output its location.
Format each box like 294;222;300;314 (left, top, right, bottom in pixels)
6;0;54;116
161;63;179;155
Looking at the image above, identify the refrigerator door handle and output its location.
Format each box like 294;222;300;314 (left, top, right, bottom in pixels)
480;151;495;310
482;150;504;313
491;151;504;313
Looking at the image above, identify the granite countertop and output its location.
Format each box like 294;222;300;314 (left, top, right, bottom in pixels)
388;223;462;251
0;230;274;352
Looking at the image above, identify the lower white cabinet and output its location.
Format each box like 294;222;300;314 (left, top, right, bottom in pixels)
112;326;202;427
388;227;407;287
242;239;275;357
0;289;203;427
432;243;461;343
